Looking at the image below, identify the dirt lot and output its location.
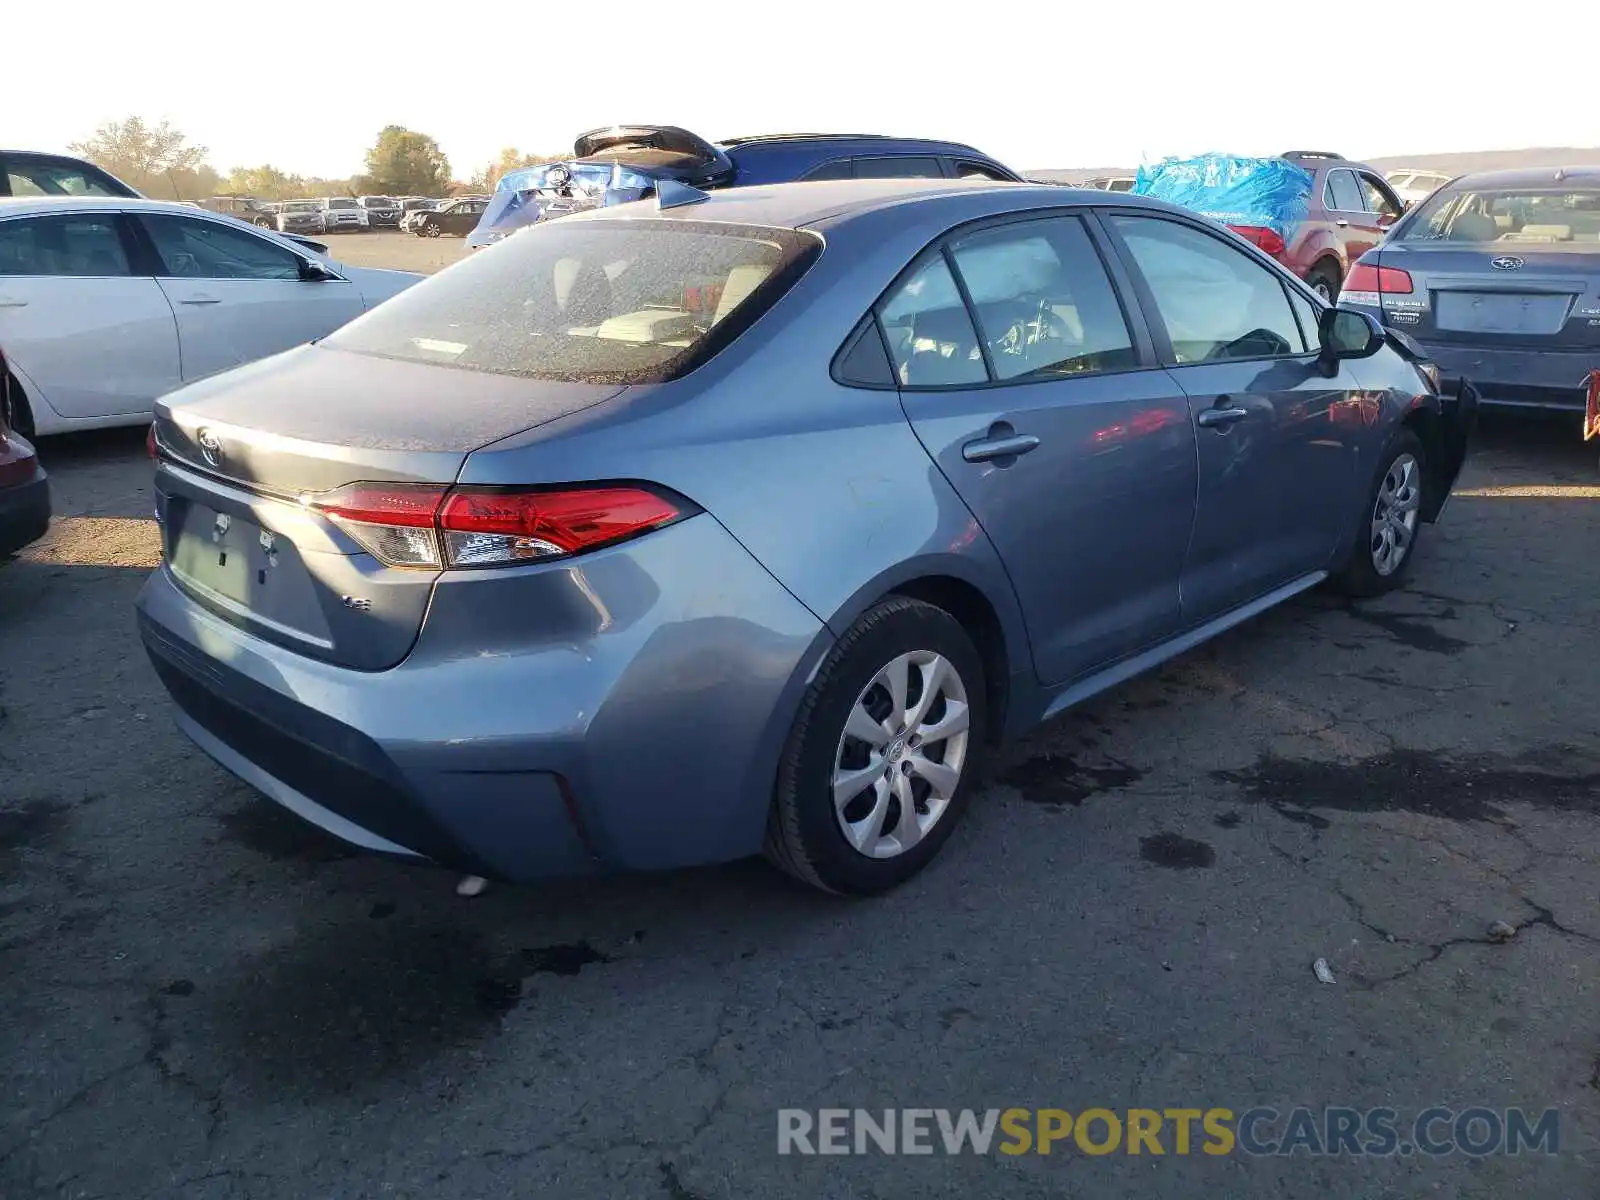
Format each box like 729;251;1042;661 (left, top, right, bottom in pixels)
2;387;1599;1197
321;229;470;275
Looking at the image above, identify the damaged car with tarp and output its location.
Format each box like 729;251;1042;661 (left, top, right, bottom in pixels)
464;126;1020;249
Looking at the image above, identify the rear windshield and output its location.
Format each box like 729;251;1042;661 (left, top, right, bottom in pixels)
283;201;317;212
324;219;820;384
326;197;358;209
362;196;395;207
1401;186;1600;246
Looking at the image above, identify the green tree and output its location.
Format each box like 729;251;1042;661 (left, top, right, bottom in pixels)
224;164;302;201
69;117;211;199
363;126;451;196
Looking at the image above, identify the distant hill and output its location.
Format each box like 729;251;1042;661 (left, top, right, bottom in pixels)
1026;147;1600;184
1363;147;1600;175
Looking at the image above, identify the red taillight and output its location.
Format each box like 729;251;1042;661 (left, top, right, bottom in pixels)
1345;262;1413;294
1229;225;1287;258
439;486;684;567
146;424;157;460
309;482;687;569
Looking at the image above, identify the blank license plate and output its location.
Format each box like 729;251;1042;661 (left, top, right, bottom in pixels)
1435;292;1572;336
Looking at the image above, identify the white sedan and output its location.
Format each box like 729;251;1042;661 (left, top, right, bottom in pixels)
0;197;421;437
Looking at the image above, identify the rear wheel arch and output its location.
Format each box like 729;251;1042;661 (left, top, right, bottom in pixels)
2;364;38;438
1305;256;1344;299
887;575;1010;745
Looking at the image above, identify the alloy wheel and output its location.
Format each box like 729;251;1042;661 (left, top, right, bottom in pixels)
1370;452;1421;576
832;650;970;859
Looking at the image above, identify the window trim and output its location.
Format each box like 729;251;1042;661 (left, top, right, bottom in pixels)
132;211;315;282
1097;208;1325;369
1323;167;1366;214
842;207;1163;394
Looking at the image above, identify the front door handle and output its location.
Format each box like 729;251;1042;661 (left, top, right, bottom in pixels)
1335;219;1351;227
963;432;1041;463
179;294;222;305
0;296;28;307
1196;404;1250;429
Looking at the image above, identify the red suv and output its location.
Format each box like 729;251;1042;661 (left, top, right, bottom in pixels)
1270;152;1405;301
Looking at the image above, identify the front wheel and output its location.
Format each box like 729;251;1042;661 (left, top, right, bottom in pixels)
765;597;988;894
1332;430;1427;597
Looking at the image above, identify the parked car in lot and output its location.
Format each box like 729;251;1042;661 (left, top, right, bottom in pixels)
319;196;369;232
199;195;278;227
138;178;1473;894
1;150;138;198
276;198;325;235
0;349;49;556
0;197;420;436
466;126;1021;248
1137;152;1405;302
1386;169;1453;209
399;197;438;217
1341;167;1600;417
358;195;403;228
1085;175;1137;192
407;197;486;237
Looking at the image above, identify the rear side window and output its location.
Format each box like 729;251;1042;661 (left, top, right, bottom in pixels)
1112;215;1307;362
1324;169;1365;213
947;217;1136;380
953;161;1011;182
802;159;853;181
854;157;944;179
878;255;987;387
0;214;131;276
324;219;821;383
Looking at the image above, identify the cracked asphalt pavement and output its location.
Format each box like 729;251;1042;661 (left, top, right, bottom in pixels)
2;416;1596;1198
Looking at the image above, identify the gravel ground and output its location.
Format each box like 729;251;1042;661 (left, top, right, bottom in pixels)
1;414;1597;1199
321;229;470;275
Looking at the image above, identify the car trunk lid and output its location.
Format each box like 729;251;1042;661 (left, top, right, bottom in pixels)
570;125;733;186
1373;243;1600;350
152;345;625;671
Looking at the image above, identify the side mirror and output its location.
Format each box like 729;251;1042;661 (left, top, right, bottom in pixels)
298;258;337;282
1319;306;1385;362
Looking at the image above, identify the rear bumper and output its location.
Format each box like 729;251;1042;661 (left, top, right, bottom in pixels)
1415;341;1595;412
0;459;50;557
136;514;829;882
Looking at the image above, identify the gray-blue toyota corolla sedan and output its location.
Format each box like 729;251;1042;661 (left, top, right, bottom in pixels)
138;178;1476;894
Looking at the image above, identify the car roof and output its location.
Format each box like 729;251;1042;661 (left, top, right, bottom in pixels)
0;195;238;218
564;176;1167;231
717;132;988;156
1443;166;1600;189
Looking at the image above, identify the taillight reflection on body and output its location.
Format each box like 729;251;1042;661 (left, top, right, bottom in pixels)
310;482;689;569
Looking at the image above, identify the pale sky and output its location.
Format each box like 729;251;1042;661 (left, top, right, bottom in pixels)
11;0;1596;179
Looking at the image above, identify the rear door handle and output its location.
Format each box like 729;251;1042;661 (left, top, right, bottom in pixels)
0;296;28;307
963;433;1041;462
1196;405;1250;429
179;294;222;305
1335;219;1351;227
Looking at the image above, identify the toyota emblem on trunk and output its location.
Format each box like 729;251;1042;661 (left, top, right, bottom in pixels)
1490;256;1525;271
196;428;223;467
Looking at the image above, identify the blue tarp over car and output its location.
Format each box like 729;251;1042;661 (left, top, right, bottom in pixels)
469;162;660;248
1133;154;1313;238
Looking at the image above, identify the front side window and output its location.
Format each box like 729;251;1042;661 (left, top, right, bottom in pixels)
324;219;818;384
948;217;1136;381
877;255;986;387
141;215;302;280
802;159;853;181
853;156;944;179
1359;174;1401;219
1111;215;1306;363
5;158;130;198
0;214;131;276
1324;169;1365;213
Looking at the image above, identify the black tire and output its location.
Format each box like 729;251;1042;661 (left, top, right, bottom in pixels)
765;596;988;895
423;221;442;239
1332;429;1427;598
1305;262;1341;303
2;372;34;439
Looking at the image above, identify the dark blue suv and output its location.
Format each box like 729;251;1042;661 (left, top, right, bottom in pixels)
466;126;1020;248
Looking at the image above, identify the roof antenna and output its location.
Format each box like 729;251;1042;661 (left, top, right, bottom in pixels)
656;179;710;210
